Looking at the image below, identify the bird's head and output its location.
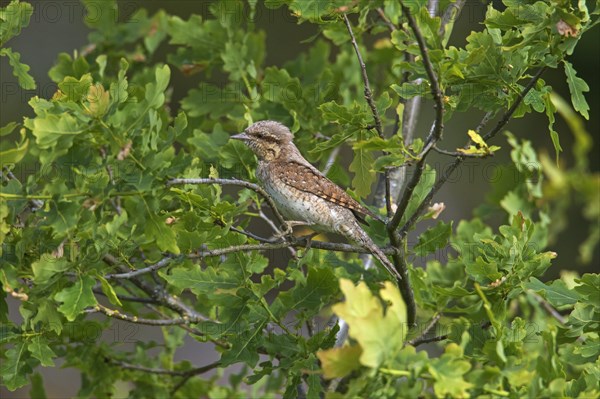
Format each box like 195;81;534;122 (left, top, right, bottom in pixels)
231;120;294;161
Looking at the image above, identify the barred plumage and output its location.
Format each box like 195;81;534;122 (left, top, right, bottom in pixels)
231;120;401;281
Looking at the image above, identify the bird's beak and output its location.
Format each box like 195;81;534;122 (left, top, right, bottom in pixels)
231;132;249;141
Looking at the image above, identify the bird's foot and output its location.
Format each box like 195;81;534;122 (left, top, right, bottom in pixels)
272;221;308;242
296;232;319;258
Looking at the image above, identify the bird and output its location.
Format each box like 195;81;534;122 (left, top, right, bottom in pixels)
231;120;401;281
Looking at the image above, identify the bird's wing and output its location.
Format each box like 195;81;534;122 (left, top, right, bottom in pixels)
278;161;383;224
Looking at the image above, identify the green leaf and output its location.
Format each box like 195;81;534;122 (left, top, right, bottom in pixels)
0;137;28;164
1;341;30;391
0;0;33;46
0;121;18;136
399;165;436;228
574;274;600;308
279;266;338;312
32;258;71;284
428;344;474;398
414;221;453;255
26;113;85;149
58;73;93;102
0;48;36;89
160;265;240;296
145;213;180;254
27;336;56;367
349;147;375;198
54;275;98;321
563;61;590;120
526;277;580;307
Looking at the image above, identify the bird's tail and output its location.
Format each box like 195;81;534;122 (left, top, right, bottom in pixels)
345;223;402;282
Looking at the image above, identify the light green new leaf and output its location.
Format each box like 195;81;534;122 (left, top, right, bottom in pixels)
333;279;407;368
58;73;93;102
96;275;123;307
0;48;36;89
145;64;171;108
54;275;98;321
428;344;474;398
27;113;85;149
0;121;18;136
0;137;28;164
316;344;362;379
564;61;590;120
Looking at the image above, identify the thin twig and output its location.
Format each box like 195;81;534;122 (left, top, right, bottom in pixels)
439;0;466;38
342;13;393;217
92;288;160;304
102;254;216;328
376;7;397;31
407;313;441;346
109;358;220;377
432;145;491;158
87;304;208;325
322;146;341;176
187;239;399;260
105;256;176;279
530;291;566;325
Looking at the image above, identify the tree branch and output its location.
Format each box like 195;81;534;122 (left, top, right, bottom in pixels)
87;303;210;325
432;145;491;158
398;67;546;236
387;2;445;233
406;313;441;346
376;7;397;31
105;255;176;279
342;13;393;217
109;358;220;377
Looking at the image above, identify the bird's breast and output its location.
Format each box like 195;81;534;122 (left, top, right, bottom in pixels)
257;162;338;231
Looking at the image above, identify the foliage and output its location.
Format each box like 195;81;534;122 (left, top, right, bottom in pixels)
1;0;598;397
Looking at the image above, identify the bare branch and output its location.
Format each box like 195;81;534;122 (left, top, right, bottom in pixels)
376;7;397;31
87;303;210;325
432;145;491;158
92;288;160;304
439;0;466;37
407;313;441;346
105;255;175;279
530;291;567;325
109;358;220;377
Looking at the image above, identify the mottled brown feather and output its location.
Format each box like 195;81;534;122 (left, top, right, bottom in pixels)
274;161;381;224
